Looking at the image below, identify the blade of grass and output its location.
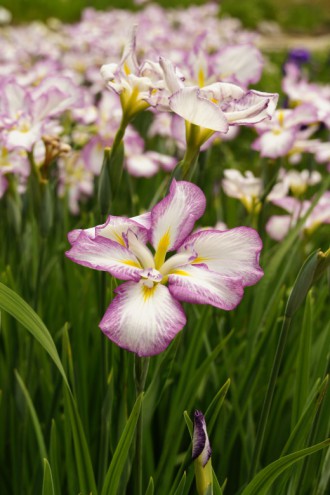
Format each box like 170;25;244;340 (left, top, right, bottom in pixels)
15;369;47;463
63;387;98;495
292;291;313;427
173;472;186;495
241;439;330;495
205;379;231;435
42;459;55;495
0;282;69;389
145;477;154;495
282;376;328;457
101;392;143;495
49;420;60;495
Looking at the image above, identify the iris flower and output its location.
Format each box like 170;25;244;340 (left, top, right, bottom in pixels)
66;180;263;356
100;28;168;121
159;57;278;148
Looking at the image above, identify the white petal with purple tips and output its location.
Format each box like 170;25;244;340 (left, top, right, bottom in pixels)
151;180;206;254
168;264;244;310
179;228;263;286
96;215;149;245
169;87;229;132
100;281;186;357
65;232;142;281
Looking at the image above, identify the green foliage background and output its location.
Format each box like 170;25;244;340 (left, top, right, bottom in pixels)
2;0;330;33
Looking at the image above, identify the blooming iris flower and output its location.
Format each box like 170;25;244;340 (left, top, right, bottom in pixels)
222;169;263;213
252;104;317;159
159;57;278;148
266;192;330;242
100;28;168;121
66;180;263;356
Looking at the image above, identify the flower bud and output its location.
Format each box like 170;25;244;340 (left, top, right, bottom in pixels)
192;410;213;495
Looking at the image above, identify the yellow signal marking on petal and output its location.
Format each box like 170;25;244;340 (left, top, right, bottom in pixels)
210;97;219;104
114;232;126;246
123;62;131;75
278;110;285;127
142;284;157;301
122;259;141;268
154;229;171;269
192;256;208;264
198;68;205;88
172;269;190;276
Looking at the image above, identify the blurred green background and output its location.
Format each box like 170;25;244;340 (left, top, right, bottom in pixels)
1;0;330;33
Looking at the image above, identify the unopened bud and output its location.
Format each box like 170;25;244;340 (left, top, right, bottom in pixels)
192;411;213;495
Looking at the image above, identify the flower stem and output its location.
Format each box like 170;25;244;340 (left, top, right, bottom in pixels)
249;315;292;479
111;118;127;153
181;146;200;180
98;118;128;216
134;356;150;495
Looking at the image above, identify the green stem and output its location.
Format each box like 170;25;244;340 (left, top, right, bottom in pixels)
249;315;292;480
134;356;150;495
111;118;127;153
181;146;200;180
98;118;128;216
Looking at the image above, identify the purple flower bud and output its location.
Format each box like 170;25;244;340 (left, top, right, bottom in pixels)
192;410;212;467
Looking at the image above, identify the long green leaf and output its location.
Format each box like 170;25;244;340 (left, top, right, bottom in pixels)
291;291;313;427
62;317;97;495
63;387;98;495
315;445;330;495
42;459;55;495
205;379;230;435
283;376;328;456
173;472;186;495
15;369;47;463
49;420;60;495
183;410;193;438
241;439;330;495
145;477;154;495
0;282;69;389
101;392;144;495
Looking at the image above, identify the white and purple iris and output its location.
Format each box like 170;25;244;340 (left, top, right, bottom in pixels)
66;180;263;356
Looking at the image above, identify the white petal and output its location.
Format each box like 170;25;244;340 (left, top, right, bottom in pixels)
169;87;229;132
266;215;292;241
100;281;186;356
253;129;296;158
151;180;206;255
159;57;184;93
126;154;159;177
66;232;142;281
126;230;155;269
215;44;263;86
168;264;244;310
96;215;149;245
179;228;263;286
201;82;245;102
224;91;278;124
